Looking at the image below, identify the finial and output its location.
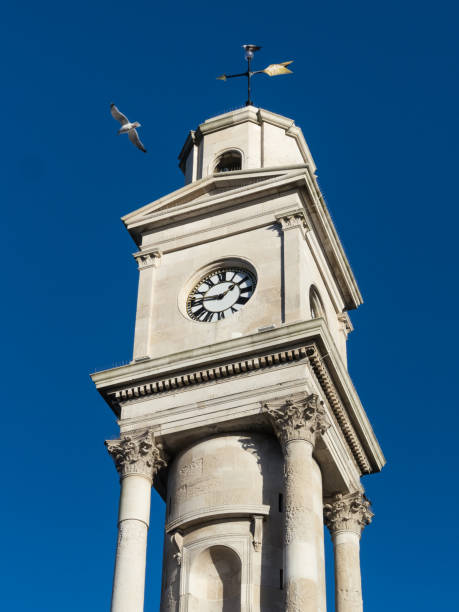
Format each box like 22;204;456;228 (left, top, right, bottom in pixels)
217;44;293;106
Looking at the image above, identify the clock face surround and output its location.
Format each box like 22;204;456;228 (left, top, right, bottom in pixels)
187;266;257;322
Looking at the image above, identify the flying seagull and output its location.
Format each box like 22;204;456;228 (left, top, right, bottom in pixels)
110;103;147;153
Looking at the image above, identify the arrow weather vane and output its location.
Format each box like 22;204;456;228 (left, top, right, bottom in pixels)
217;45;293;107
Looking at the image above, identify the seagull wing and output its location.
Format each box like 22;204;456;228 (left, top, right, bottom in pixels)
128;128;147;153
110;103;130;125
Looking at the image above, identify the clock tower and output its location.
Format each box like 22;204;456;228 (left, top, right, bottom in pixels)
92;106;385;612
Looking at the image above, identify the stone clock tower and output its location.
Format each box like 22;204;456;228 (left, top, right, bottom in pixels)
92;106;385;612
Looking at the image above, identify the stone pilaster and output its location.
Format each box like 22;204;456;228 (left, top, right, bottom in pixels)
264;393;330;612
106;430;167;612
132;249;162;362
275;210;309;323
324;492;374;612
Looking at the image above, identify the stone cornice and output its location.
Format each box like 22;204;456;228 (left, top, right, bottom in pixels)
324;491;374;535
306;345;371;473
122;168;306;232
112;344;310;404
166;504;270;533
105;429;167;480
264;392;330;448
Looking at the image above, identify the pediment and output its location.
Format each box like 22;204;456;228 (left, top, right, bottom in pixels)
122;168;301;232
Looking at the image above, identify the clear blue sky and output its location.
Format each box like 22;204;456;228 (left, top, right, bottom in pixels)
1;0;458;609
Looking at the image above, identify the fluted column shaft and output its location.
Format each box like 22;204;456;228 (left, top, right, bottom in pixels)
284;438;324;611
265;392;330;612
106;430;166;612
324;492;374;612
333;530;362;612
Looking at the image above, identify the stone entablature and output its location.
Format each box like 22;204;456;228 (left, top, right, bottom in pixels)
108;343;373;474
95;323;377;475
324;491;374;535
105;429;167;480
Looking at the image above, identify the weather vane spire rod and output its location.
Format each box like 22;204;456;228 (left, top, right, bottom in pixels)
217;45;293;106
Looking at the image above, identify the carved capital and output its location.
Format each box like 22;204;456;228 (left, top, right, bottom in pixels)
324;491;374;535
105;429;167;480
264;393;331;448
133;249;162;270
275;210;309;233
337;312;353;336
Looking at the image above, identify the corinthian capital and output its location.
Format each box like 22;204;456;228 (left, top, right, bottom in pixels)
324;491;374;535
105;430;167;480
264;393;331;448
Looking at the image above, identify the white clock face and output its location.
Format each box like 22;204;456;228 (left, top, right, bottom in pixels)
187;267;257;322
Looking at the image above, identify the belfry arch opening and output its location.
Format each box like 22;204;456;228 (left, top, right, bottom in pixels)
214;150;242;173
188;545;242;611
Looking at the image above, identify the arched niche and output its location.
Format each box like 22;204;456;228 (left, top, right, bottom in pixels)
188;545;242;611
309;285;327;323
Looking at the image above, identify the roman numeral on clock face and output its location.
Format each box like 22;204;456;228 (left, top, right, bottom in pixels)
187;266;257;322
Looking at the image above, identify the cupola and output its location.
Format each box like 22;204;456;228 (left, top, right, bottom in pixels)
178;105;316;184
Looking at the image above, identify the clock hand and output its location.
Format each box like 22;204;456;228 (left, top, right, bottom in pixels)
202;284;236;301
218;284;236;298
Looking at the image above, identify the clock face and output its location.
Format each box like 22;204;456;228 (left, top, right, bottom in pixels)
187;266;257;322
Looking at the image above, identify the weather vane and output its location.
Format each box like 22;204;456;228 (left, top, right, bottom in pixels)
217;45;293;107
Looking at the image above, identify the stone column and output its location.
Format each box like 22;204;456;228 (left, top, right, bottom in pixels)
106;430;167;612
324;492;374;612
264;392;330;612
132;249;161;362
275;211;309;324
